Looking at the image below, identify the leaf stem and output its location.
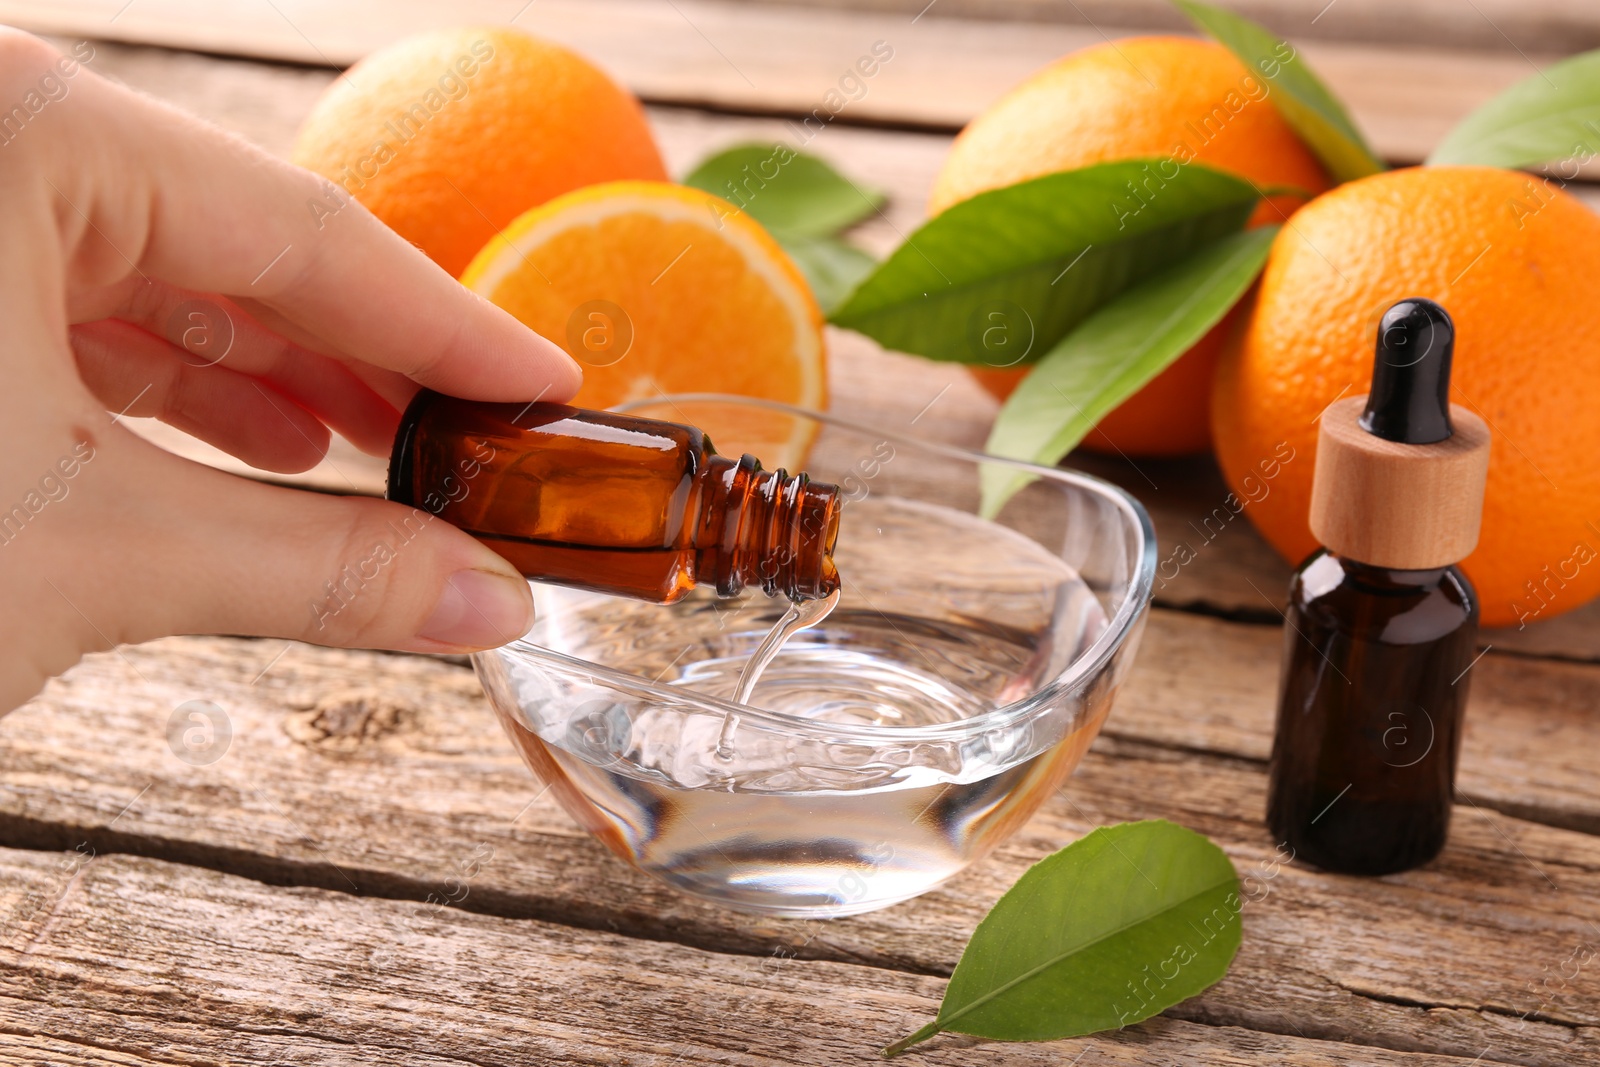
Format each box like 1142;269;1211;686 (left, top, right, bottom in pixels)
882;1021;943;1058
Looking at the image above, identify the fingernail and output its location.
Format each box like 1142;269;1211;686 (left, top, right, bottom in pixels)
536;335;584;395
555;348;584;395
417;569;532;648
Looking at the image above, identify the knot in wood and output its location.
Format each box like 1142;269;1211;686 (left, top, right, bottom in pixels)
285;688;412;753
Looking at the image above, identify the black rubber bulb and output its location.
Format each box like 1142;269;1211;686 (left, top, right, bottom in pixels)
1359;298;1455;445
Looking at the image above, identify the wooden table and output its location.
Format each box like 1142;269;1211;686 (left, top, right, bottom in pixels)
3;5;1599;1065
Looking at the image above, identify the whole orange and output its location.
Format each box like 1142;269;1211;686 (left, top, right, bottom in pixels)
933;36;1330;457
1214;166;1600;628
292;27;666;277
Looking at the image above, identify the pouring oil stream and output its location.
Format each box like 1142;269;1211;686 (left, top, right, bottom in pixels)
714;587;842;761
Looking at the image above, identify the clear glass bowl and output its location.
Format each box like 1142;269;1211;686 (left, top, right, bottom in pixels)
474;395;1155;918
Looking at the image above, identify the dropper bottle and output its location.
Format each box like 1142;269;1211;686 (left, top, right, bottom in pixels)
1266;298;1492;875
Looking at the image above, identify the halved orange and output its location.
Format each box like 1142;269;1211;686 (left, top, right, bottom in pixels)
461;180;826;468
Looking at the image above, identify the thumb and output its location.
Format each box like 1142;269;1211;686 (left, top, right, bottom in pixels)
98;441;534;653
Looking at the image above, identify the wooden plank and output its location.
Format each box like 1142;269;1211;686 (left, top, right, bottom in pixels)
3;635;1598;1063
1111;608;1600;837
8;0;1578;168
730;0;1600;57
10;619;1600;848
0;848;1534;1067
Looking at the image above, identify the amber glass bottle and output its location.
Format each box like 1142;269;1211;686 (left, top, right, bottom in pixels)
387;391;842;604
1266;298;1491;875
1268;551;1477;873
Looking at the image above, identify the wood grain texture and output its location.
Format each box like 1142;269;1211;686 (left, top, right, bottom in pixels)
7;0;1583;168
1;25;1597;1067
728;0;1600;56
1112;610;1600;836
0;847;1550;1067
2;635;1598;1063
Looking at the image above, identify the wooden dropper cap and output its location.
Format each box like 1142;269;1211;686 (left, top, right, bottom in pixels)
1308;299;1491;570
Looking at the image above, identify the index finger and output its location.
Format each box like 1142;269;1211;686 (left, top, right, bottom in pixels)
42;38;581;403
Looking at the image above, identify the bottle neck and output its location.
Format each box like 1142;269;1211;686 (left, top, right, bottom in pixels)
1332;551;1453;593
693;454;841;601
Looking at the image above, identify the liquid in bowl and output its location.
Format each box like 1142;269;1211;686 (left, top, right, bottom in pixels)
477;492;1139;918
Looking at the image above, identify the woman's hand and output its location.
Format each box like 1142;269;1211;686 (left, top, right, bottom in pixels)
0;30;581;712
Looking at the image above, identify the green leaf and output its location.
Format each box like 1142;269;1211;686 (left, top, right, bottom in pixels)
1173;0;1384;183
979;226;1276;519
829;161;1260;364
884;821;1241;1057
683;143;884;238
778;233;877;314
1429;49;1600;168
